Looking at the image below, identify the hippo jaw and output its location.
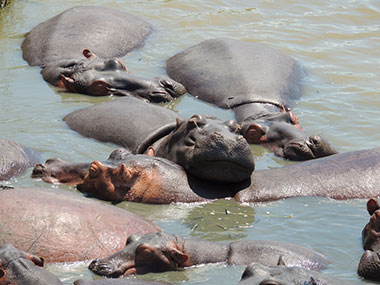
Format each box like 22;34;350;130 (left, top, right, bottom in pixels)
156;115;255;183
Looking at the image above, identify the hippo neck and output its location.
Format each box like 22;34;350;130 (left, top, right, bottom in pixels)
234;102;289;125
180;237;230;266
136;122;178;154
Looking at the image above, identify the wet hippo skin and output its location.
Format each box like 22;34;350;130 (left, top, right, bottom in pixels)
88;232;328;277
0;243;62;285
0;187;160;263
22;6;185;102
64;96;255;183
0;138;40;181
166;38;337;161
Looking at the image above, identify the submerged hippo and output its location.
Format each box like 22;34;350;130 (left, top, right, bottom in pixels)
166;38;337;161
89;232;328;277
358;198;380;281
34;147;380;203
0;187;160;263
0;243;62;285
0;138;40;181
239;263;352;285
22;6;185;102
64;96;255;183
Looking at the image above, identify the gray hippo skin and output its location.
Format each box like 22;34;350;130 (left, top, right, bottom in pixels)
358;198;380;281
64;96;255;183
89;232;327;277
166;38;337;161
0;138;40;181
0;244;62;285
22;6;185;102
239;263;352;285
74;279;170;285
235;147;380;202
0;187;160;263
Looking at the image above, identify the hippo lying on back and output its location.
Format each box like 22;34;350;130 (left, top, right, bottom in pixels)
166;38;337;161
0;138;40;181
64;96;255;183
89;232;328;277
22;6;185;102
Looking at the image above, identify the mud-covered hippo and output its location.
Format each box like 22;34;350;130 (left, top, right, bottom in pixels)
64;96;255;183
0;187;160;263
358;198;380;281
239;263;352;285
22;6;185;102
0;138;40;181
166;38;337;161
34;147;380;203
88;232;327;278
0;243;62;285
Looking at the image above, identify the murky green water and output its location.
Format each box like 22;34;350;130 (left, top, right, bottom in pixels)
0;0;379;284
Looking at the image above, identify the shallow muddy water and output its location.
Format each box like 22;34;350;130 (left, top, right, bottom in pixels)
0;0;379;284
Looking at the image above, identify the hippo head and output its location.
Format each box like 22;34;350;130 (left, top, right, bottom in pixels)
0;244;61;285
89;232;188;277
358;198;380;281
32;157;89;185
42;49;186;102
240;111;337;161
155;115;255;183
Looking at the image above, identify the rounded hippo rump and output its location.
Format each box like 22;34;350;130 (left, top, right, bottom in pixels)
0;243;62;285
0;187;160;263
64;97;255;183
22;6;152;66
235;147;380;202
22;6;185;101
0;138;40;181
166;38;336;161
88;232;328;278
239;263;353;285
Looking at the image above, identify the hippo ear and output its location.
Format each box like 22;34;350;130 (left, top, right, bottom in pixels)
175;118;185;130
60;74;78;92
25;254;45;267
277;255;287;266
167;247;188;266
89;161;103;178
146;147;155;157
367;198;380;216
83;49;97;59
187;114;205;130
242;123;267;144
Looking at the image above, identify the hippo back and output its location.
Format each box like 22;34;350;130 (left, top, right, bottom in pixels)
0;138;40;181
64;97;178;153
166;38;304;109
22;6;152;66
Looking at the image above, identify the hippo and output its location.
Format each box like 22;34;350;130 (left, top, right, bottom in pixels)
239;263;352;285
357;198;380;281
166;38;337;161
74;279;170;285
88;232;328;278
32;148;241;203
0;187;160;263
64;96;255;183
0;243;62;285
0;0;9;9
34;147;380;204
22;6;185;102
0;138;40;181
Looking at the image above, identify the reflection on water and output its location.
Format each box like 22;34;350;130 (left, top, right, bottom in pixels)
0;0;379;284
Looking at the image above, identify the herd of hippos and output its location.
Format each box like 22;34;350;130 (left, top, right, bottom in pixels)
0;4;380;285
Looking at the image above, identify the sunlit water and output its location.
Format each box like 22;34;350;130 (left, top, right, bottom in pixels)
0;0;379;284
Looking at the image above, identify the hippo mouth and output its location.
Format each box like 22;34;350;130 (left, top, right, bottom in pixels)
186;160;254;183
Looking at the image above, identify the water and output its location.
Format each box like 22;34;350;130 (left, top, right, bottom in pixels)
0;0;379;283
